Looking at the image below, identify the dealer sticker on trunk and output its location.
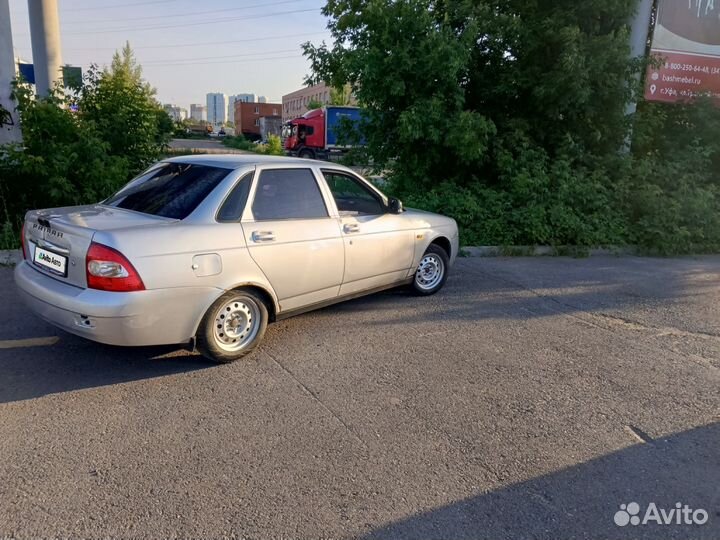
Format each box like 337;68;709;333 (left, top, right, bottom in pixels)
33;245;68;276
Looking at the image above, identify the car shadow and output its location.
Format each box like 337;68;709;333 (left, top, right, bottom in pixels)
0;268;216;404
361;422;720;540
0;336;212;404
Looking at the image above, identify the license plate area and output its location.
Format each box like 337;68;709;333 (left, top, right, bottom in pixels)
32;244;68;277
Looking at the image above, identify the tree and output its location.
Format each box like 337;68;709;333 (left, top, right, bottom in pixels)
302;0;640;246
0;42;173;247
329;84;352;105
79;42;172;175
110;42;143;83
307;99;323;110
0;83;128;243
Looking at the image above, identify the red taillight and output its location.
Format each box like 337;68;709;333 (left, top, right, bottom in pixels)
86;242;145;292
20;223;27;260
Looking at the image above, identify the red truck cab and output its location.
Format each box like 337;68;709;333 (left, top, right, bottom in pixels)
283;109;326;159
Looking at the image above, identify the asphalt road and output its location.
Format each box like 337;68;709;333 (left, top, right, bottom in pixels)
0;256;718;539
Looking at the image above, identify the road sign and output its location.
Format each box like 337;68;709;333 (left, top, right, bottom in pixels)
646;0;720;103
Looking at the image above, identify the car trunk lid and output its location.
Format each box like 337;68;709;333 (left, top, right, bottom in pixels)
23;205;175;288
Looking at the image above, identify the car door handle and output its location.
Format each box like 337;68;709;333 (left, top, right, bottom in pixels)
343;224;360;234
251;230;275;242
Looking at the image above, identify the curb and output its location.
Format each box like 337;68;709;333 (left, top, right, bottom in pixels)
461;246;639;257
0;249;21;266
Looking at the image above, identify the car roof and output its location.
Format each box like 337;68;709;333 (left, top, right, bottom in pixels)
163;153;351;171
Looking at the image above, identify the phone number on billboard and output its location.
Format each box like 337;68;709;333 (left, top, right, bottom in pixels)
665;62;720;75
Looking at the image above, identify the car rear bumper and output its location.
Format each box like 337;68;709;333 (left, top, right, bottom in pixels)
14;260;220;347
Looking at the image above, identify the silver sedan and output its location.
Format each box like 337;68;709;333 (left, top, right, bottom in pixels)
15;155;459;362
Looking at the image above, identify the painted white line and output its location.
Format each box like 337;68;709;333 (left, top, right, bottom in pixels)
0;336;59;349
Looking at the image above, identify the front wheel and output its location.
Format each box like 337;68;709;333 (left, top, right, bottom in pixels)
298;148;315;159
196;289;269;363
411;244;449;296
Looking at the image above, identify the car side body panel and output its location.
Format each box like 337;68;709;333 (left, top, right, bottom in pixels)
239;163;346;313
242;218;345;312
338;212;415;296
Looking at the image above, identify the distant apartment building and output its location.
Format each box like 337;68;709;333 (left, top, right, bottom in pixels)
206;93;227;127
282;82;358;122
234;93;258;103
189;104;206;122
282;82;330;122
226;95;240;124
234;101;281;140
163;104;187;122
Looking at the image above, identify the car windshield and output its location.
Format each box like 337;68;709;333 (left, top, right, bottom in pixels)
104;162;230;219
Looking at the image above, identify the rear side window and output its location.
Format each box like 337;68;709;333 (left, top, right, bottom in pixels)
251;169;328;220
105;163;230;219
217;172;253;222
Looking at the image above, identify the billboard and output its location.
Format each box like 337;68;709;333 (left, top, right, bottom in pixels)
646;0;720;103
17;63;82;90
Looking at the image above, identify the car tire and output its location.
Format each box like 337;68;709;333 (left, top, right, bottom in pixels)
411;244;449;296
298;148;315;159
196;289;269;363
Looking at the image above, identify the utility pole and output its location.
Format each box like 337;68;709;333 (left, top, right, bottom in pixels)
27;0;63;97
626;0;655;116
0;0;21;143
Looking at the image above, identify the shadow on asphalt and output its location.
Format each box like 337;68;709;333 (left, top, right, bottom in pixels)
0;338;211;404
1;257;716;404
315;258;719;331
361;422;720;540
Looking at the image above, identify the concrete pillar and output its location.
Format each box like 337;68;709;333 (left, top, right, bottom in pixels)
0;0;21;143
27;0;63;97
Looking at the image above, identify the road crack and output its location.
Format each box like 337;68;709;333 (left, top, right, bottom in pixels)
461;264;720;372
589;313;720;342
264;350;368;449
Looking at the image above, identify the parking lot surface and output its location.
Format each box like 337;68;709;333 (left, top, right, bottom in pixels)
0;256;718;539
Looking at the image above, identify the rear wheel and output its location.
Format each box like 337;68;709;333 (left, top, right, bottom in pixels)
411;244;449;296
196;289;268;363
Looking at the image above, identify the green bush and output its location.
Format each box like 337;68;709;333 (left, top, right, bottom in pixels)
0;85;129;248
263;134;284;156
620;99;720;254
222;133;284;156
0;43;172;249
222;135;256;151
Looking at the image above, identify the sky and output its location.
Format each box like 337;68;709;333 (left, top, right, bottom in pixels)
8;0;332;108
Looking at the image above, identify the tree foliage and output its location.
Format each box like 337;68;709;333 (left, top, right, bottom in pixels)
329;84;353;105
80;42;172;175
303;0;720;252
307;99;324;110
0;84;128;243
0;43;172;247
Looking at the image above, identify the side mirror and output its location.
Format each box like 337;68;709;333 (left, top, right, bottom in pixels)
388;197;404;214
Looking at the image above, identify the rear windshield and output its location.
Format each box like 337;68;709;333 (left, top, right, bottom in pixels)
104;163;230;219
